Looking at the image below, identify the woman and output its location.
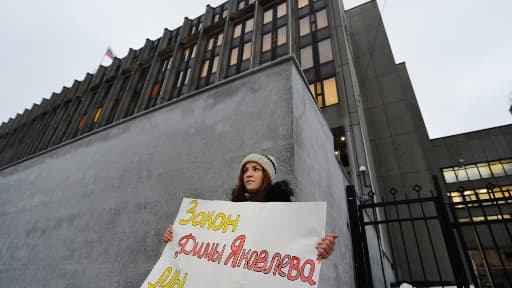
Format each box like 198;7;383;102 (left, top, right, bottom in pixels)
163;153;337;260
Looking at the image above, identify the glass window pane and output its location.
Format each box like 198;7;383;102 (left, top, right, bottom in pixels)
238;1;245;9
233;23;242;38
200;60;209;78
212;56;219;73
298;0;309;8
230;47;239;65
317;96;324;107
490;161;506;177
318;38;333;63
262;33;272;52
316;82;322;94
442;168;457;183
309;83;315;95
206;36;214;51
277;26;287;46
217;32;224;46
242;42;252;60
477;163;492;178
300;46;313;69
455;168;469;181
299;16;310;37
182;47;190;59
184;68;191;84
263;9;273;24
176;71;183;86
277;2;287;18
316;10;328;30
93;107;103;123
323;77;338;106
465;165;481;180
245;18;254;33
501;159;512;175
191;44;197;58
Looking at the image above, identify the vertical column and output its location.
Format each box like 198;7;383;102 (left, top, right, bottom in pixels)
62;73;93;141
134;39;166;114
3;110;31;164
217;0;237;81
96;58;126;128
38;88;74;151
30;92;67;154
13;103;44;159
156;29;181;105
250;1;263;67
48;80;81;146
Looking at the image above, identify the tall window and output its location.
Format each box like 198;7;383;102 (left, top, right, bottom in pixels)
212;3;229;24
145;54;173;109
198;30;224;88
125;66;150;117
260;2;288;65
298;5;338;107
308;77;338;108
227;17;254;77
172;44;197;99
237;0;256;10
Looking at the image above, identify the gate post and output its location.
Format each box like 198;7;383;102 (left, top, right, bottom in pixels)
347;185;374;288
432;175;473;287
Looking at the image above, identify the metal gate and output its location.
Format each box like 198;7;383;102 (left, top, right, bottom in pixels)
348;176;512;287
448;182;512;288
347;176;473;288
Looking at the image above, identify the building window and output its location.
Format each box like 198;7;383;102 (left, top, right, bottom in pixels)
260;2;288;65
78;115;87;129
230;47;239;65
298;0;309;9
317;38;333;63
299;16;311;36
198;30;224;88
448;185;512;208
93;107;103;123
172;43;197;98
332;126;349;167
300;46;313;69
442;159;512;183
299;8;329;37
315;9;328;30
309;77;338;107
227;17;254;77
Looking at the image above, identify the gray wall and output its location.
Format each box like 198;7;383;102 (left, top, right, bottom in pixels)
429;124;512;190
0;58;354;287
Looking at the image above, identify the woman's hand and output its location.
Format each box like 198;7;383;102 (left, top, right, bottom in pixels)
316;234;337;261
162;224;173;243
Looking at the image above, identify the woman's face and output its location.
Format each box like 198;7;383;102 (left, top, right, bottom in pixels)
242;162;265;193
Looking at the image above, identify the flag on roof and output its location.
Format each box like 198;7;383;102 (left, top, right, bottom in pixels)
105;46;115;60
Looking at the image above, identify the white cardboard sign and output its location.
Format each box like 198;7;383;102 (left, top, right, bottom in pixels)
140;198;326;288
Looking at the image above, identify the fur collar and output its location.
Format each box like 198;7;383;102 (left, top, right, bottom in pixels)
264;180;294;202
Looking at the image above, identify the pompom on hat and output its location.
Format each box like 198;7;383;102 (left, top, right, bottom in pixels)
240;153;277;183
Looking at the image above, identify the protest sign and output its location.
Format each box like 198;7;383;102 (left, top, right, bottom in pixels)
140;198;326;288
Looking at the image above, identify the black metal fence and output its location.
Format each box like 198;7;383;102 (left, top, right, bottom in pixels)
347;176;512;288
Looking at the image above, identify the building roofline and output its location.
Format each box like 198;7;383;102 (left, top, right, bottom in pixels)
430;123;512;141
345;0;376;12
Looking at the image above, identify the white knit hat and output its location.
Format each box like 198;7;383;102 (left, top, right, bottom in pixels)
239;153;277;183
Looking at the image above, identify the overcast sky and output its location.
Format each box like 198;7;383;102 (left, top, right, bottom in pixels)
0;0;510;138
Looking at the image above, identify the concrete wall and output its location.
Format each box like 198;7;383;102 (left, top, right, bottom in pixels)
0;59;354;287
347;2;433;198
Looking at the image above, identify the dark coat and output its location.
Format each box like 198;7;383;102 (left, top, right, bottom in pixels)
264;180;294;202
233;180;294;202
